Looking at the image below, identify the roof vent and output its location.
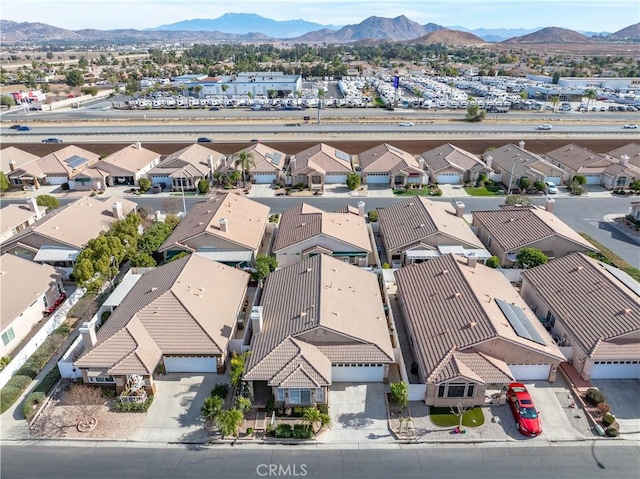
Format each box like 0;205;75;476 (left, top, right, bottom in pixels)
306;268;313;273
469;321;477;327
575;266;584;272
622;308;632;315
453;292;461;298
149;287;158;293
442;269;449;275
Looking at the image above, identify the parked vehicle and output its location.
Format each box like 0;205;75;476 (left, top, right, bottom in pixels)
43;292;67;316
42;138;63;143
507;383;542;437
545;181;558;194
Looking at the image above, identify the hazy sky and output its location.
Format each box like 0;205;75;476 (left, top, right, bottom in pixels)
3;0;638;32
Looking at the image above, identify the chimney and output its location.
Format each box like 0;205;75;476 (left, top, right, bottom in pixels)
135;141;142;150
289;155;297;172
357;201;365;217
545;197;555;213
467;253;477;269
485;155;493;169
620;155;630;167
454;201;465;218
26;197;40;216
207;155;214;169
219;217;229;233
112;202;124;220
250;306;263;334
418;157;425;170
79;322;97;349
8;159;16;172
518;141;526;149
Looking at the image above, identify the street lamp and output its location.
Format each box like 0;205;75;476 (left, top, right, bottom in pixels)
180;166;187;216
507;158;528;195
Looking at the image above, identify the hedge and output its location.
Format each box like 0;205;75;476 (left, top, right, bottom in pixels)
114;396;154;412
275;423;293;438
0;375;34;414
32;368;61;395
292;424;313;439
22;392;46;421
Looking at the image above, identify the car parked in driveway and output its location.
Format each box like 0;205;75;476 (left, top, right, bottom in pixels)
545;181;558;194
42;138;63;143
507;383;543;437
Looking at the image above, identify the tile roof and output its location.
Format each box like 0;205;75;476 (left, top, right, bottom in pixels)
272;203;371;253
521;253;640;358
224;143;287;174
0;253;62;330
394;254;563;383
1;196;137;251
36;145;100;177
420;144;490;174
245;255;394;382
291;143;352;175
488;144;565;178
76;254;249;374
97;144;160;175
158;193;269;253
150;144;225;177
472;206;597;253
377;197;484;252
606;143;640;168
0;147;39;174
544;143;611;173
357;143;420;175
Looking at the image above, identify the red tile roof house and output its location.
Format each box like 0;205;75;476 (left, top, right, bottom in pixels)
520;253;640;380
377;197;487;267
157;193;270;265
216;143;287;185
544;143;639;189
472;205;598;267
74;254;250;394
289;143;353;190
243;254;394;408
394;254;564;407
272;203;373;268
420;144;493;185
93;143;161;187
356;143;427;188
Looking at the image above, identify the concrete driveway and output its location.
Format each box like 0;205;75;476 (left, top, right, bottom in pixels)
318;383;393;444
130;373;226;443
592;379;640;441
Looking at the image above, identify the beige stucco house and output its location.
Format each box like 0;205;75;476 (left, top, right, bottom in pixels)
356;143;426;188
289;143;353;189
94;143;161;187
217;143;287;185
420;144;493;185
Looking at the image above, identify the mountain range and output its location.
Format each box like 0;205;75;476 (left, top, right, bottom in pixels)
0;14;637;44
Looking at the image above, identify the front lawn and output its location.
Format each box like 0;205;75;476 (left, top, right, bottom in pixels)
464;186;505;196
429;407;485;428
393;186;441;196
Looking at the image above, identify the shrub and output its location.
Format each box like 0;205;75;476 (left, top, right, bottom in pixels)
265;396;275;415
597;403;611;416
22;392;46;421
367;210;378;222
293;407;304;416
318;404;328;414
585;388;606;406
0;375;34;413
486;256;499;268
114;396;153;412
201;395;223;421
211;383;230;399
102;388;117;398
266;423;276;435
516;247;548;268
390;382;409;408
293;424;313;439
275;423;293;438
382;263;391;269
32;368;61;395
197;179;210;194
138;178;151;193
0;356;11;372
605;426;619;437
602;412;616;426
246;427;254;436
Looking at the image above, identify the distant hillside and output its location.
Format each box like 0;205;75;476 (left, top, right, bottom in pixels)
449;26;542;42
295;15;443;43
607;22;640;40
151;13;340;38
409;29;486;46
502;27;593;44
0;20;81;42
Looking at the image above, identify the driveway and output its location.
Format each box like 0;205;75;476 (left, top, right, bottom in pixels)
592;379;640;441
318;383;393;444
130;373;226;443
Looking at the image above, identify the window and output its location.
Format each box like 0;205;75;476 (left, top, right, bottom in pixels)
467;384;475;398
2;328;15;346
88;376;115;383
56;282;64;295
301;390;311;404
437;382;477;398
316;388;325;402
277;388;285;401
43;295;49;308
438;384;446;398
447;383;466;398
288;389;301;404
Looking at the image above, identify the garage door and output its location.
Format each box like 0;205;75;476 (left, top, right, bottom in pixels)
436;173;461;184
508;364;551;381
325;174;348;184
545;176;562;186
164;356;217;373
590;362;640;379
365;174;390;184
252;173;277;184
584;174;601;185
332;365;384;382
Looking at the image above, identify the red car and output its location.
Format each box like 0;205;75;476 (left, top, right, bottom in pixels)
43;292;66;316
507;383;542;437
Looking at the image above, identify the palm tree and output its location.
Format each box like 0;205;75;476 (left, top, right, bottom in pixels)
584;89;597;112
217;408;244;438
303;407;321;433
550;95;559;112
234;150;255;188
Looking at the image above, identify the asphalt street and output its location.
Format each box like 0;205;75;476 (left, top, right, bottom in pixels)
1;443;639;479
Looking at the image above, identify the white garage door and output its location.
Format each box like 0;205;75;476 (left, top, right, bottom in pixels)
332;365;384;382
436;173;461;184
545;176;562;186
325;174;348;184
584;174;601;185
508;364;551;381
590;362;640;379
365;174;390;184
164;356;217;373
252;173;277;184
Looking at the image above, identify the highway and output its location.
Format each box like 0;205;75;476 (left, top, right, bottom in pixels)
1;443;639;479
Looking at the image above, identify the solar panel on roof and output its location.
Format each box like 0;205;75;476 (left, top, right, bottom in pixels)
65;155;90;169
271;153;283;165
335;150;350;162
495;298;547;346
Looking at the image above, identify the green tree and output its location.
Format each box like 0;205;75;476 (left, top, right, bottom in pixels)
65;69;85;87
77;56;88;69
0;172;10;192
138;221;172;255
217;408;244;438
165;214;181;230
201;395;223;422
552;71;561;84
303;407;322;434
367;210;378;222
72;235;126;291
129;251;156;267
81;87;98;96
168;251;189;262
572;174;587;185
230;351;251;387
233;150;255;188
466;103;486;122
518;177;532;191
36;194;60;210
390;382;409;411
629;179;640;193
550;95;559;112
252;254;277;282
584;88;597;111
138;177;151;192
237;396;251;413
516;247;548;268
0;95;16;109
534;180;546;192
197;179;210;194
108;213;141;257
486;256;499;268
504;194;532;206
346;172;361;191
